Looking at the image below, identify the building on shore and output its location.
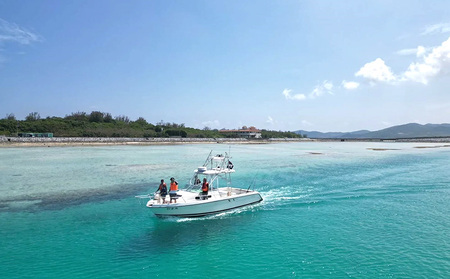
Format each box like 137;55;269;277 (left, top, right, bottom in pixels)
219;126;262;139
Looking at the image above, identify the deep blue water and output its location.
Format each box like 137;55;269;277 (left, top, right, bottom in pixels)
1;142;449;278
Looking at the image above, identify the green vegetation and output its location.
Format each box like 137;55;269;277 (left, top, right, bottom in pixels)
0;111;303;139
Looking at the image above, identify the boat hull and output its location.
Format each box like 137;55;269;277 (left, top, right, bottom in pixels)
147;192;263;218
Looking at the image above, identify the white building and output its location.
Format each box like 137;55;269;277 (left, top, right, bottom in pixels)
219;126;262;139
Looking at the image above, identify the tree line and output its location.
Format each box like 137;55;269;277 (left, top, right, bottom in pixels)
0;111;303;139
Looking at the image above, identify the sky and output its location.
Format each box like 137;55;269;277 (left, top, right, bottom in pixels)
0;0;449;132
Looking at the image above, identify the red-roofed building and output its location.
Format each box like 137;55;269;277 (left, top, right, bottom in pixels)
219;126;262;139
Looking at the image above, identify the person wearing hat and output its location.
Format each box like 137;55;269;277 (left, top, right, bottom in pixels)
169;177;178;203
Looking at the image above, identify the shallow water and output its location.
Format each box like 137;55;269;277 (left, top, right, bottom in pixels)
1;143;449;278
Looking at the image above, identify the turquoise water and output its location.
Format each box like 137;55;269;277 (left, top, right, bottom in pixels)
1;143;449;278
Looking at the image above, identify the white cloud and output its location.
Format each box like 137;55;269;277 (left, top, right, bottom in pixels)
355;58;396;83
356;37;450;86
401;36;450;84
396;48;418;56
396;46;428;57
309;81;333;98
0;18;41;45
0;18;41;64
266;116;274;125
282;88;306;101
416;46;427;57
421;23;450;36
282;81;334;101
282;88;291;98
341;80;360;90
293;28;450;101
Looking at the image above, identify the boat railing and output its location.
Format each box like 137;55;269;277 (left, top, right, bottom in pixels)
184;151;235;193
201;150;214;167
185;183;202;192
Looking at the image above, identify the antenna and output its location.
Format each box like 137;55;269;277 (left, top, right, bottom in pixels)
247;171;259;192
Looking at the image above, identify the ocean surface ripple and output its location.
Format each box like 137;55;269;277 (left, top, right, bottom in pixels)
1;143;449;278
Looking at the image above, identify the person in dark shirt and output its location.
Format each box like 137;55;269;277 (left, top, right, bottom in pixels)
156;179;168;203
202;178;209;196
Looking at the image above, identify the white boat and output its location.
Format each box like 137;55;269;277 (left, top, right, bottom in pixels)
140;151;262;218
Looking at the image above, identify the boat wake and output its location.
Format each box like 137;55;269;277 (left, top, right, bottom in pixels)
260;186;312;208
161;185;315;220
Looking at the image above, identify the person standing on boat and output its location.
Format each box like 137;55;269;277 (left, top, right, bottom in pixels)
169;177;178;203
202;178;209;196
156;179;167;204
227;160;233;169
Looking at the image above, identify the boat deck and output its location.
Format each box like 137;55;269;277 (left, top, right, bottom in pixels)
148;187;257;206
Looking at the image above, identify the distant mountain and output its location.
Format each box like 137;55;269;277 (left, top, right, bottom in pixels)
296;123;450;139
296;130;370;139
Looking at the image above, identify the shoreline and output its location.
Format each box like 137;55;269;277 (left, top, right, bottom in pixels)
1;136;450;147
0;137;312;147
